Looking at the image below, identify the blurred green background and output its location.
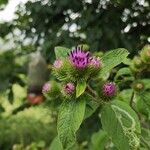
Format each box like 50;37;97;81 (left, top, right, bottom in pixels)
0;0;150;149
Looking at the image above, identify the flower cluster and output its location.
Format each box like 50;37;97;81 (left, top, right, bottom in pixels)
52;46;103;97
43;45;119;102
52;46;102;83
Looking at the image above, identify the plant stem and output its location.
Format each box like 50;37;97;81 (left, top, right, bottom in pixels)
86;85;98;98
130;91;135;108
86;85;104;104
86;92;100;103
130;91;141;119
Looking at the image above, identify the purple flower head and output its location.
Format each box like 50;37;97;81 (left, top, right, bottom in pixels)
90;57;101;68
53;59;63;69
69;47;90;69
42;83;51;93
102;82;116;97
63;82;75;94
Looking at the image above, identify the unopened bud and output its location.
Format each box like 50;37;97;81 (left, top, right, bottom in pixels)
102;82;116;97
63;82;75;94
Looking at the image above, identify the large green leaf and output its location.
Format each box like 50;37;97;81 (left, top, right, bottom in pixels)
99;48;129;78
54;46;71;59
101;100;140;150
90;130;108;150
57;98;86;149
76;81;87;98
135;93;150;116
117;89;133;104
49;136;63;150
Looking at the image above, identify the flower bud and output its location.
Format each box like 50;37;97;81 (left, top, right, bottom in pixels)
77;44;90;51
130;56;143;72
53;59;63;69
42;81;60;98
132;56;143;68
132;81;145;92
42;83;51;93
89;57;101;68
102;82;116;97
63;82;75;94
52;59;69;81
140;45;150;64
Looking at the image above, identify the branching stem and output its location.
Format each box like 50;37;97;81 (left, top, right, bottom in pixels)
86;85;104;104
86;85;98;98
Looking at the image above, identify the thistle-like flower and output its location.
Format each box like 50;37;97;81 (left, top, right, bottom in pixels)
53;59;63;69
63;82;75;94
69;47;90;69
102;82;116;97
90;57;101;68
42;83;51;93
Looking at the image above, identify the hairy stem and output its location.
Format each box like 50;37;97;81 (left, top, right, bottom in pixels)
86;85;98;98
86;85;103;104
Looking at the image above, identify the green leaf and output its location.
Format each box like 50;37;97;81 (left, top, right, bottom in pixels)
76;81;87;98
140;128;150;149
114;67;133;81
140;92;150;107
123;58;132;66
84;95;98;119
140;79;150;90
54;46;71;59
101;100;140;150
117;89;133;104
135;93;150;116
91;130;108;150
57;98;86;149
49;136;63;150
99;48;129;78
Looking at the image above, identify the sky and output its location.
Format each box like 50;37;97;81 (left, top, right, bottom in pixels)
0;0;28;22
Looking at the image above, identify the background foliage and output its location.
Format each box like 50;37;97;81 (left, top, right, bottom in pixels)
0;0;150;150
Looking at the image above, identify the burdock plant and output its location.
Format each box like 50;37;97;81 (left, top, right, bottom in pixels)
45;45;147;150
